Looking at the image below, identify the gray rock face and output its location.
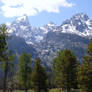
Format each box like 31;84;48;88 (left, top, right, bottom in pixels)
8;36;38;59
34;32;90;67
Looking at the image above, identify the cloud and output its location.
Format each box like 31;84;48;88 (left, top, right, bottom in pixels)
0;0;75;17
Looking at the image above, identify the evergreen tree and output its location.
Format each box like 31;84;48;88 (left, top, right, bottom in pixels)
77;62;92;92
0;24;15;92
0;24;7;61
52;49;78;92
32;58;48;92
18;53;32;92
77;40;92;92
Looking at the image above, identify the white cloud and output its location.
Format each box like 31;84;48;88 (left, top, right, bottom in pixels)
0;0;75;17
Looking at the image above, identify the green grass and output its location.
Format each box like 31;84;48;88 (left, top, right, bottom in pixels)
0;90;34;92
0;89;81;92
50;88;63;92
50;89;81;92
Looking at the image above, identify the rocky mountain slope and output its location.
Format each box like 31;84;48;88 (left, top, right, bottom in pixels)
8;13;92;44
7;36;37;59
34;32;90;67
7;13;92;67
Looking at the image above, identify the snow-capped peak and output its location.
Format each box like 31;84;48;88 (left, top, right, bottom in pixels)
16;15;28;22
8;16;57;44
47;22;56;27
39;22;56;34
72;13;89;21
59;13;92;37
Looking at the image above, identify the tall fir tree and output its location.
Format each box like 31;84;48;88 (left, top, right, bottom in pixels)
77;40;92;92
0;24;15;92
18;53;32;92
32;58;48;92
52;49;78;92
0;24;7;61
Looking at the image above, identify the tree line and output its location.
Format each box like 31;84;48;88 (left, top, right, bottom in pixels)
0;24;92;92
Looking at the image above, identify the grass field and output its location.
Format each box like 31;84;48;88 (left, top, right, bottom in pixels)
0;88;81;92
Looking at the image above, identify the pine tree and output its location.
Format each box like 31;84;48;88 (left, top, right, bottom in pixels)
32;58;48;92
0;24;7;61
77;62;92;92
0;24;15;92
18;53;32;92
77;40;92;92
52;49;78;92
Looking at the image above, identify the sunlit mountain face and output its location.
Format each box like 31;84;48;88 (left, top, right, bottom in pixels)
7;13;91;67
7;13;92;44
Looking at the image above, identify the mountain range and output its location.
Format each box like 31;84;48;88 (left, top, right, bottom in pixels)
7;13;92;67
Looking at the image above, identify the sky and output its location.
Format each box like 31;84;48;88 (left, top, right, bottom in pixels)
0;0;92;27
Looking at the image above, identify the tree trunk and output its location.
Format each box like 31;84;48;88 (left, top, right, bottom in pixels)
3;62;8;92
67;88;71;92
25;81;28;92
25;88;27;92
38;87;40;92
